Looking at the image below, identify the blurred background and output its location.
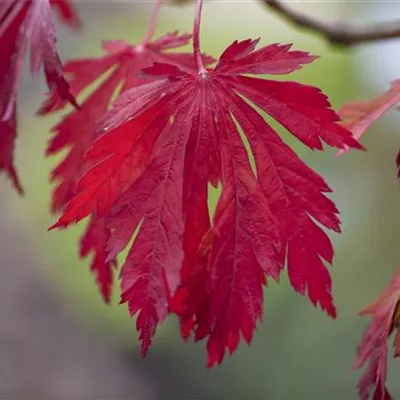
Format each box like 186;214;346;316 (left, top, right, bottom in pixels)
1;0;400;398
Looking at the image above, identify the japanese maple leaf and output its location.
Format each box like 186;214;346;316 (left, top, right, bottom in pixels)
39;8;211;302
51;21;361;362
354;267;400;400
338;80;400;157
0;0;79;193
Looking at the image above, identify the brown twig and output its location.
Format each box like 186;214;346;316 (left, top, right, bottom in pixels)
262;0;400;46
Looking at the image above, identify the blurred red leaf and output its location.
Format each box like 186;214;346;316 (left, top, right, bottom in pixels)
354;267;400;400
338;80;400;156
0;0;79;193
50;0;81;29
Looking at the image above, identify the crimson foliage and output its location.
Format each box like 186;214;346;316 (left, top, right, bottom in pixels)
0;1;398;398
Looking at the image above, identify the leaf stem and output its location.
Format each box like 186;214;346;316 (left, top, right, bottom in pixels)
193;0;207;75
142;0;164;46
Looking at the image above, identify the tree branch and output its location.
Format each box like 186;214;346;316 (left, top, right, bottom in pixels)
262;0;400;46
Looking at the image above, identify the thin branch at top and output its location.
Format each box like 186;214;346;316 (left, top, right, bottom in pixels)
262;0;400;46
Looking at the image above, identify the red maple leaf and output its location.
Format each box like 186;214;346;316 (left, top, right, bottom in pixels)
354;267;400;400
338;80;400;157
50;0;361;363
0;0;79;193
40;2;211;303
